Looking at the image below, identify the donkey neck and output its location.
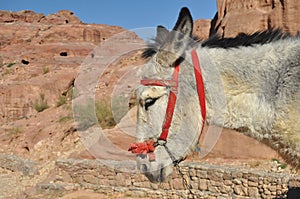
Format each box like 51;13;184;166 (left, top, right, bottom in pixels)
191;45;280;135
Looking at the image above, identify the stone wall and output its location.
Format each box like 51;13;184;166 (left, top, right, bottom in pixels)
41;159;300;198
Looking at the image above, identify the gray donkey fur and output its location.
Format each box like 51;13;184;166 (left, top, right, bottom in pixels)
136;7;300;183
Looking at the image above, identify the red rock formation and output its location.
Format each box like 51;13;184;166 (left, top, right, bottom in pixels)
211;0;300;38
193;19;211;39
0;10;82;24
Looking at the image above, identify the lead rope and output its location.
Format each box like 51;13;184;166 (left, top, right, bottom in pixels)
162;143;195;198
175;49;205;199
175;164;195;198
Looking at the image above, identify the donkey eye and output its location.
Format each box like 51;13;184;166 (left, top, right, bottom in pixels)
145;98;159;111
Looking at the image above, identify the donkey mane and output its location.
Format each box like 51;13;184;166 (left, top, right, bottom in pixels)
202;29;294;48
142;28;296;59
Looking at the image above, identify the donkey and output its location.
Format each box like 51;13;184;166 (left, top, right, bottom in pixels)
129;7;300;183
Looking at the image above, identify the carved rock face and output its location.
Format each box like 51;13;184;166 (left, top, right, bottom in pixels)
212;0;300;37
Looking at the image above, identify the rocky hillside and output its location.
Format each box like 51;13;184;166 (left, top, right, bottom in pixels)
0;9;144;160
0;10;139;124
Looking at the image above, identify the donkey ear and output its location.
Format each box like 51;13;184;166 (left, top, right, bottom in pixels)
156;7;194;67
155;25;169;44
173;7;193;36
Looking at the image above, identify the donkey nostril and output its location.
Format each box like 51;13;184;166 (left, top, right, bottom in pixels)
140;164;148;173
158;164;164;182
137;154;147;159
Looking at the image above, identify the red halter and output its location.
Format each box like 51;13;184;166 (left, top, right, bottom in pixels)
129;49;206;160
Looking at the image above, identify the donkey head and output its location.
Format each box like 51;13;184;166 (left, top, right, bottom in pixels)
133;8;203;183
148;7;194;68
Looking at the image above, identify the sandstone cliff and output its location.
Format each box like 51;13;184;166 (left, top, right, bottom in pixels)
211;0;300;37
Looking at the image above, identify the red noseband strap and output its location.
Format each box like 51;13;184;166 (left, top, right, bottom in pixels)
129;49;206;159
128;140;155;154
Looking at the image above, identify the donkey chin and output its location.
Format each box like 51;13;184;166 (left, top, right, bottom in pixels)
136;147;174;183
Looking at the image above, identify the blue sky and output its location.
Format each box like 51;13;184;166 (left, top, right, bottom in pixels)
0;0;217;30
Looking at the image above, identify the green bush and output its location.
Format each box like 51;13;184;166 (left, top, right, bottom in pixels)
6;62;16;68
73;101;97;130
56;95;67;107
272;158;288;170
73;98;116;130
96;99;116;128
58;115;73;123
7;127;22;139
42;66;50;74
34;93;49;112
2;69;10;76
